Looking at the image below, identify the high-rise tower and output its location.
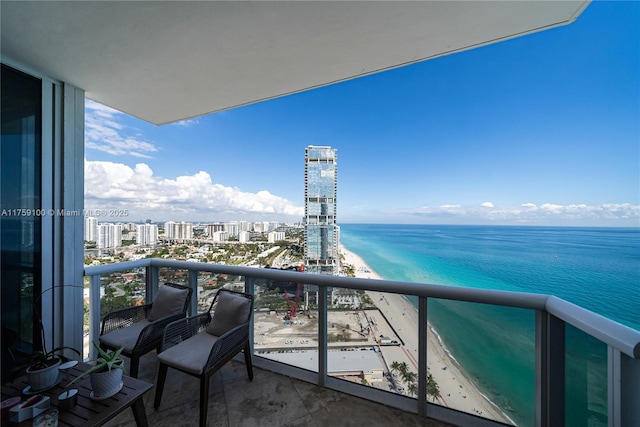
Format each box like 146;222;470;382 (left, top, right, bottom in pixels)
84;216;98;242
136;223;159;245
304;145;339;275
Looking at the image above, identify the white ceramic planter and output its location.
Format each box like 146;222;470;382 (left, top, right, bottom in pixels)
89;361;124;399
26;358;61;391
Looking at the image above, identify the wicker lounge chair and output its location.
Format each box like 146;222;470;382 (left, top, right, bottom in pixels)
99;282;192;378
153;288;254;427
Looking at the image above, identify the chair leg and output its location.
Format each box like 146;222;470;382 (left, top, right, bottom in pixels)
154;363;168;410
130;355;140;379
199;374;211;427
243;342;253;381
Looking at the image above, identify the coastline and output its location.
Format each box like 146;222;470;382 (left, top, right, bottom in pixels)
340;244;514;425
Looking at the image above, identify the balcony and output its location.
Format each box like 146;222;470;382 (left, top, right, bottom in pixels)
85;259;640;427
104;353;451;427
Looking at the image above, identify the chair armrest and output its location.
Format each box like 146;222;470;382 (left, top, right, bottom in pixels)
205;322;249;373
161;313;211;352
101;304;152;335
135;311;189;351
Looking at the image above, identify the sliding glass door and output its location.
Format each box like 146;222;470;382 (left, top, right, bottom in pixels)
1;64;43;380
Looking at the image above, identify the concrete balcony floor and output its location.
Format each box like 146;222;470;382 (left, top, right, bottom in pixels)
103;353;453;427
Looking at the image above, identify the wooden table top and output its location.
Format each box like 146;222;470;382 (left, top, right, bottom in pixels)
2;362;152;427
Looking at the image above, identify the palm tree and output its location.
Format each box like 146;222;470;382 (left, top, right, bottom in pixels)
389;361;406;393
398;362;410;377
406;382;418;397
427;373;441;402
390;361;402;374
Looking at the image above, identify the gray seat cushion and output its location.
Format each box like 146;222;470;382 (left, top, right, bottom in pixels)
206;292;251;336
157;332;218;375
148;284;189;321
100;319;152;352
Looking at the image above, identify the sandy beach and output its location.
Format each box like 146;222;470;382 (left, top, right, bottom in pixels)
340;244;513;425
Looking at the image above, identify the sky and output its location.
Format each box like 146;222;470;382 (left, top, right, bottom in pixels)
84;1;639;227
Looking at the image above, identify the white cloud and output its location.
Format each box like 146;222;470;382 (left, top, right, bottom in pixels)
540;203;563;212
390;202;640;226
85;100;159;158
84;159;304;221
172;118;200;127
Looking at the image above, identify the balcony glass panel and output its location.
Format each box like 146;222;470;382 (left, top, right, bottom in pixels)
158;267;188;288
328;288;402;393
254;279;318;372
203;273;245;310
427;299;534;427
565;324;607;427
99;268;145;317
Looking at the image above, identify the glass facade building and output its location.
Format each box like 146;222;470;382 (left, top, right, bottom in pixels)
304;146;339;275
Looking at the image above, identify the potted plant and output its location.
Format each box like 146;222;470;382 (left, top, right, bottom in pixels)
67;344;126;399
26;346;80;391
23;284;83;391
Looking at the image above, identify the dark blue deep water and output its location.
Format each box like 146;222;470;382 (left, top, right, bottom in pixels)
340;225;639;427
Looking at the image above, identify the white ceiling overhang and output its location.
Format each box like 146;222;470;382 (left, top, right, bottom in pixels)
1;1;589;125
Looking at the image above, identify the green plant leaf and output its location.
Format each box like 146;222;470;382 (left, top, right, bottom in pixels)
46;346;81;359
66;363;106;387
65;342;125;388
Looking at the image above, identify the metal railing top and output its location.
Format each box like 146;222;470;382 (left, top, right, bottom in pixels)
84;258;640;359
546;296;640;358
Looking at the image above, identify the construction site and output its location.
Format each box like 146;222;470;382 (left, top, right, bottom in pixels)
252;295;407;392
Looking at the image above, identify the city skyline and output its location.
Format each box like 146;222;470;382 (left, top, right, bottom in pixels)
84;1;639;227
84;216;293;248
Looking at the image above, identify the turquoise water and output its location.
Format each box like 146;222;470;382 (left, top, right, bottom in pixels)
340;225;639;426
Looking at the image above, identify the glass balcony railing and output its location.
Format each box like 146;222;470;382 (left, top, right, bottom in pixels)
84;259;640;427
565;324;608;426
427;299;536;426
252;277;319;373
98;267;146;316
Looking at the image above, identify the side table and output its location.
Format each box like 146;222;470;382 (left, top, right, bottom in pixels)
2;362;152;427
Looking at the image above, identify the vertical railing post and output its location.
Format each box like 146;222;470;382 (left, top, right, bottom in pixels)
537;310;565;427
89;274;101;360
244;276;255;296
418;296;428;417
609;347;640;426
536;310;543;427
609;347;621;427
146;262;159;304
188;269;198;316
245;276;256;355
318;284;328;387
621;353;640;426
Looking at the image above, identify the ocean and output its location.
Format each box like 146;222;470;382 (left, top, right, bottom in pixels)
340;224;640;427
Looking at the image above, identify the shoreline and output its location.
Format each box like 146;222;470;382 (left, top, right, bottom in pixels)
340;244;514;425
